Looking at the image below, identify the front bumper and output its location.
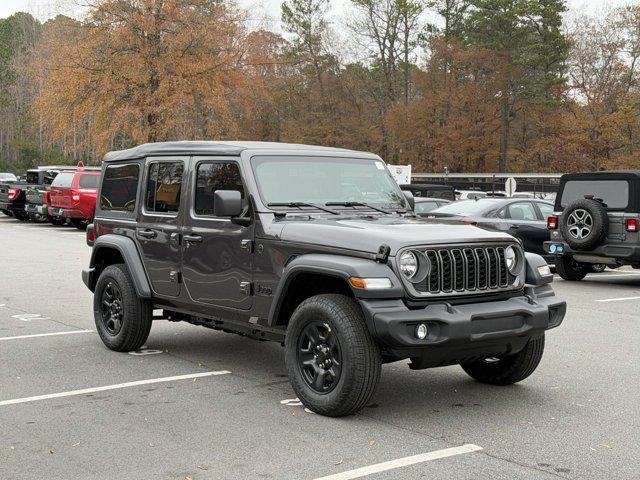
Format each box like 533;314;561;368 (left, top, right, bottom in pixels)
359;286;566;369
544;240;640;262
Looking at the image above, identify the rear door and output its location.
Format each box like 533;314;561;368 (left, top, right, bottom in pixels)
135;157;186;298
181;158;253;310
505;201;546;254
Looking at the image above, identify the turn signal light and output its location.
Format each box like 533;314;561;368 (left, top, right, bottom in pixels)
8;188;19;200
547;215;558;230
348;277;393;290
86;224;96;246
626;218;638;232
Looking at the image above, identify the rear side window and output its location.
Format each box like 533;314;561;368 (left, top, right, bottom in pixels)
195;162;244;216
538;203;554;218
145;162;183;213
100;163;139;212
507;202;538;221
51;172;74;187
79;174;100;188
560;180;629;209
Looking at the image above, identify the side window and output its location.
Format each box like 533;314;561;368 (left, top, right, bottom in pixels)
195;162;244;216
79;174;100;189
507;202;538;221
100;163;139;212
145;162;184;214
538;202;554;219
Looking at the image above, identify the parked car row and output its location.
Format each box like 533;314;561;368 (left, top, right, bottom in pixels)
0;162;101;229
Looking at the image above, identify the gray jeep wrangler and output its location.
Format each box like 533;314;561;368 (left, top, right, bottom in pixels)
545;171;640;280
82;141;566;417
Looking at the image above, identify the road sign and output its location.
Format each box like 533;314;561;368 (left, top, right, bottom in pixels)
505;177;517;197
387;164;412;185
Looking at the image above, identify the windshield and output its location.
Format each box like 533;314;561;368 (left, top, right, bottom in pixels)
432;199;504;216
251;156;406;209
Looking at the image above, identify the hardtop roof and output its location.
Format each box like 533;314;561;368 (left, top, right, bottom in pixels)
103;141;374;163
561;171;640;180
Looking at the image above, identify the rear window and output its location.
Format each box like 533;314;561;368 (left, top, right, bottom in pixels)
26;171;40;184
100;163;139;212
51;172;74;187
79;174;100;188
560;180;629;209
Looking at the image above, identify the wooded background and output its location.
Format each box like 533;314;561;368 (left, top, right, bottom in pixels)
0;0;639;174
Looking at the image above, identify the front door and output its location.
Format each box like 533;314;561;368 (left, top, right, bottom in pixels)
181;158;253;310
135;157;186;298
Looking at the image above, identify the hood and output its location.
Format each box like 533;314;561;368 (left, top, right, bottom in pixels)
277;215;514;255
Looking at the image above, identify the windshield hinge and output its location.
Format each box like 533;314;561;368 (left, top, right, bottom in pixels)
375;244;391;263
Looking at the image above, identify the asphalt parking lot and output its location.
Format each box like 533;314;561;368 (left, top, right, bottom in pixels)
1;216;639;480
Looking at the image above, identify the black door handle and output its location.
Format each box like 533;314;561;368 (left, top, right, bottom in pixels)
137;229;157;239
183;234;203;244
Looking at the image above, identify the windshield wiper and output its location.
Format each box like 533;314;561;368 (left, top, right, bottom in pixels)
267;202;339;215
325;201;395;215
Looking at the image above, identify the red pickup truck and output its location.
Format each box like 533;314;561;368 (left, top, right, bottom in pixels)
48;164;101;229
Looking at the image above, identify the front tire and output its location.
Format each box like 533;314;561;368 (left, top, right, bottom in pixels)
461;335;545;385
285;294;381;417
93;263;152;352
556;255;588;281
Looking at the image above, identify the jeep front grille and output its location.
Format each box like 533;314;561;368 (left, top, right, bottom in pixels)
411;246;512;296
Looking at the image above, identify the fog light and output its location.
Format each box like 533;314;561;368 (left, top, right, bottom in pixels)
415;323;428;340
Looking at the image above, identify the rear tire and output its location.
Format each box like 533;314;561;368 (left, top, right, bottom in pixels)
285;294;381;417
556;255;588;281
71;218;88;230
461;335;545;385
1;209;12;217
47;215;66;226
14;210;29;221
93;263;152;352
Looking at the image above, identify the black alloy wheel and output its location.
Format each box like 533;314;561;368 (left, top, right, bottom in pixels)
297;321;342;394
100;281;124;335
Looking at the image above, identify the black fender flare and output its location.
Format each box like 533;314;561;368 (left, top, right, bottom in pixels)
88;234;152;298
268;253;404;326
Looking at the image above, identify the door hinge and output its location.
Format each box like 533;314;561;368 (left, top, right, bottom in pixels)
169;270;182;283
240;239;253;253
239;281;252;295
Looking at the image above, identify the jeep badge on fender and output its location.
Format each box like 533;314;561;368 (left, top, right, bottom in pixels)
82;141;566;417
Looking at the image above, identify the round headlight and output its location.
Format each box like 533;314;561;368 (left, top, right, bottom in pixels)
505;246;521;274
399;251;419;279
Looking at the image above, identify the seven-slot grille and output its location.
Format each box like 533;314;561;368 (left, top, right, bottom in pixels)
412;246;512;295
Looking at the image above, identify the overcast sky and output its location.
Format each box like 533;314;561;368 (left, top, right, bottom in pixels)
0;0;637;24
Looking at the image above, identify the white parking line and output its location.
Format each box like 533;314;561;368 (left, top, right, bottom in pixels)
313;444;483;480
0;330;92;341
0;371;231;407
596;296;640;303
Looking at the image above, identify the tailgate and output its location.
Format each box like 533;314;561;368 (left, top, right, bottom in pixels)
48;187;73;208
26;187;45;205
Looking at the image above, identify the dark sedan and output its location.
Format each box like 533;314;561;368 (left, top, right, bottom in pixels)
429;198;555;260
413;197;451;215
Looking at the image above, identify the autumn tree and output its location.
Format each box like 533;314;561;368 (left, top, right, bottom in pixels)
33;0;250;155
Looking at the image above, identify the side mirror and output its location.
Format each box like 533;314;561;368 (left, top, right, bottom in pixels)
214;190;243;217
403;190;415;210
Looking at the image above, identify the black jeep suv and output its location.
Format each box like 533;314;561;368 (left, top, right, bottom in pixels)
545;171;640;280
82;141;566;416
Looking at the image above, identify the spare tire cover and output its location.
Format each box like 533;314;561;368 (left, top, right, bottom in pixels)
560;199;608;251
